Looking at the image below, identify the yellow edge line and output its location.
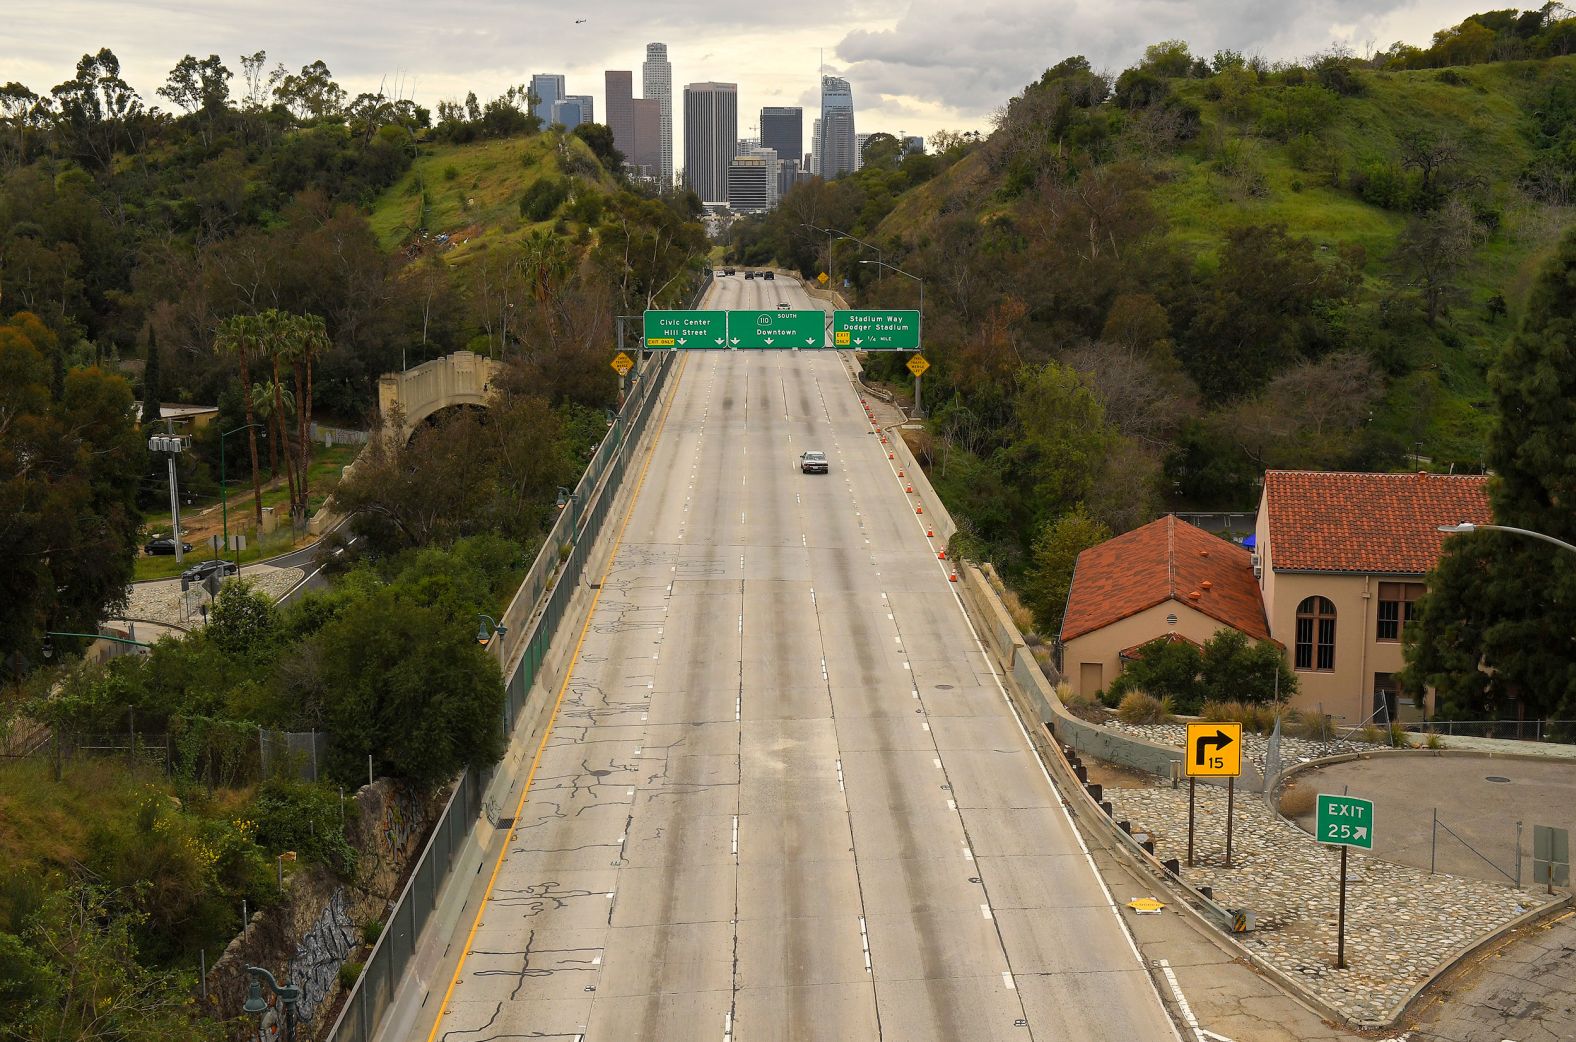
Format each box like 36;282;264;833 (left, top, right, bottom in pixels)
424;352;690;1041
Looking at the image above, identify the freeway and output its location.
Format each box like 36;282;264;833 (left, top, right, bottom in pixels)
421;274;1181;1041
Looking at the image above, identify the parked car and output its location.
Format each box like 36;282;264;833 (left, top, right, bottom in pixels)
144;536;193;556
182;559;239;584
799;450;829;474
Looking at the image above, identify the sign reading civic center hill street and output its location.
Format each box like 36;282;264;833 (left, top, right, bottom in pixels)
1184;721;1241;777
1316;794;1374;850
643;310;727;349
833;310;922;350
729;310;825;349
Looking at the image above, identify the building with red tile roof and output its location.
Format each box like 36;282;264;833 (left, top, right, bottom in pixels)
1059;515;1271;698
1254;471;1491;725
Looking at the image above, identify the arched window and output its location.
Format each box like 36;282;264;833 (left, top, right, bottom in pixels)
1295;596;1336;671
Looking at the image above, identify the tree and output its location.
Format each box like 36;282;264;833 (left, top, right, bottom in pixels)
272;60;345;123
1108;636;1203;708
1022;506;1110;636
572;122;623;170
1406;228;1576;720
1394;197;1482;324
1010;361;1111;531
315;583;505;789
49;49;143;172
206;579;279;657
1198;629;1297;704
213;315;265;525
860;132;902;170
140;329;161;427
0;313;143;676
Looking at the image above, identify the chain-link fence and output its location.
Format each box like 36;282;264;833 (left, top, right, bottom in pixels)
322;294;686;1042
1409;719;1576;743
258;728;330;781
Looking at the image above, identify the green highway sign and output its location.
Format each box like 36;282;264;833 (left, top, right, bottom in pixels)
832;309;922;350
1315;794;1374;850
728;310;826;349
643;310;728;349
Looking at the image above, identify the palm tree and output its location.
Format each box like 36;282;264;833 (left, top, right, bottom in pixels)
258;310;300;526
292;314;329;523
214;314;266;526
250;379;293;478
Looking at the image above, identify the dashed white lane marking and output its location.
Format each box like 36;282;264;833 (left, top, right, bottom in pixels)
1001;971;1016;990
859;916;871;972
981;904;994;920
732;815;739;857
932;757;943;769
1158;959;1217;1042
962;846;974;862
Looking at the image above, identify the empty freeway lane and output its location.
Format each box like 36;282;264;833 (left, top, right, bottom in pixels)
421;277;1182;1042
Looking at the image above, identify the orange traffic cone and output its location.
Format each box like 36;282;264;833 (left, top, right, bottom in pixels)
926;527;933;537
906;484;914;493
949;571;958;582
888;453;894;459
916;506;923;514
938;550;947;560
898;469;904;477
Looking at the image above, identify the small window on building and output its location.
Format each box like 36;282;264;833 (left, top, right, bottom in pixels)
1295;596;1336;672
1376;582;1425;642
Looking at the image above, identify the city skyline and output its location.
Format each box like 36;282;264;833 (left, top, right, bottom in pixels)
6;0;1484;176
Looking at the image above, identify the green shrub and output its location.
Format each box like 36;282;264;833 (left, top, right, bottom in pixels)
519;177;570;221
1290;711;1334;742
339;960;365;990
1359;724;1384;745
250;778;358;874
1425;731;1446;750
442;165;459;181
1116;691;1176;725
363;918;383;945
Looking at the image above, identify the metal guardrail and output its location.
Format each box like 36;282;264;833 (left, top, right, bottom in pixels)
320;281;698;1042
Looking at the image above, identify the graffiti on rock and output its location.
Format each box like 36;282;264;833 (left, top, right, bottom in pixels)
287;888;358;1025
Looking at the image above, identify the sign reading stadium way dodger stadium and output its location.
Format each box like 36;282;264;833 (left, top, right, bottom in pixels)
833;309;921;350
643;310;916;351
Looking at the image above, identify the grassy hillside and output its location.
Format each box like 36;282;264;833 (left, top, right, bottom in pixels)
873;55;1576;469
369;130;619;262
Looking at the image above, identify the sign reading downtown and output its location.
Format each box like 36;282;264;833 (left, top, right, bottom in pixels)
643;309;919;350
832;309;921;350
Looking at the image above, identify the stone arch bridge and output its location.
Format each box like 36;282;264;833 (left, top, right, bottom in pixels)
377;351;498;441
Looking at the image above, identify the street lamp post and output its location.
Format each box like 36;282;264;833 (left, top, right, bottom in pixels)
147;433;189;564
859;259;927;417
476;613;509;655
801;224;882;287
1438;521;1576;556
242;965;301;1042
220;423;263;571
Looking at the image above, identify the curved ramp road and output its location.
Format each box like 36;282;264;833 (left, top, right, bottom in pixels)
423;276;1181;1041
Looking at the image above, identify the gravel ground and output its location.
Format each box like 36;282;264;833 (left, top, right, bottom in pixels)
1104;720;1388;777
1107;781;1555;1025
124;565;303;628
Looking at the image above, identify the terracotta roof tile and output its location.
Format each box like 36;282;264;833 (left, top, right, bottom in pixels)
1263;470;1491;574
1060;516;1271;643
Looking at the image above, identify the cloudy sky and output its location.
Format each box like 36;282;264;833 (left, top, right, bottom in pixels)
10;0;1481;162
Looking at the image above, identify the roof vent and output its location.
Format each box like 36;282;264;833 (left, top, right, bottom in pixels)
1166;613;1179;625
1188;590;1201;601
1199;549;1209;558
1201;580;1213;590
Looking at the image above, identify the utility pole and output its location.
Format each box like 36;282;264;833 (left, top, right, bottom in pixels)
148;429;189;564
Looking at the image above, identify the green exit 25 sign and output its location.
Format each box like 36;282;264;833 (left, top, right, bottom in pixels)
1316;794;1374;850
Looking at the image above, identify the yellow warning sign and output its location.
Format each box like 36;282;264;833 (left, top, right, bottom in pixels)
610;352;634;376
1185;721;1242;777
1127;897;1166;914
817;272;830;285
834;331;851;346
906;355;930;377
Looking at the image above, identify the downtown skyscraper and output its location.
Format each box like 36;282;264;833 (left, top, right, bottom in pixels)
683;82;738;203
818;76;857;179
642;43;674;187
605;71;634;163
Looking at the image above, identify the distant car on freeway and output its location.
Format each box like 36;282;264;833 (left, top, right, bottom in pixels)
144;536;193;556
763;271;775;280
799;450;829;474
744;271;755;279
777;302;791;310
723;267;735;275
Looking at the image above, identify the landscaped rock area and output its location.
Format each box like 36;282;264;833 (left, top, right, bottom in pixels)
1104;719;1390;777
124;565;304;628
1105;779;1555;1025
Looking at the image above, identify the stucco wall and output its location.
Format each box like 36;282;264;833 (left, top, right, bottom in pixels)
1062;599;1230;698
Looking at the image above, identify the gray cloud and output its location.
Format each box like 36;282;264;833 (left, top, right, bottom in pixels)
8;0;1483;160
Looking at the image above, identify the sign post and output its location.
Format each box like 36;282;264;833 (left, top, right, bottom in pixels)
610;352;634;403
906;354;931;418
642;310;727;350
1316;794;1375;969
1184;722;1242;868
